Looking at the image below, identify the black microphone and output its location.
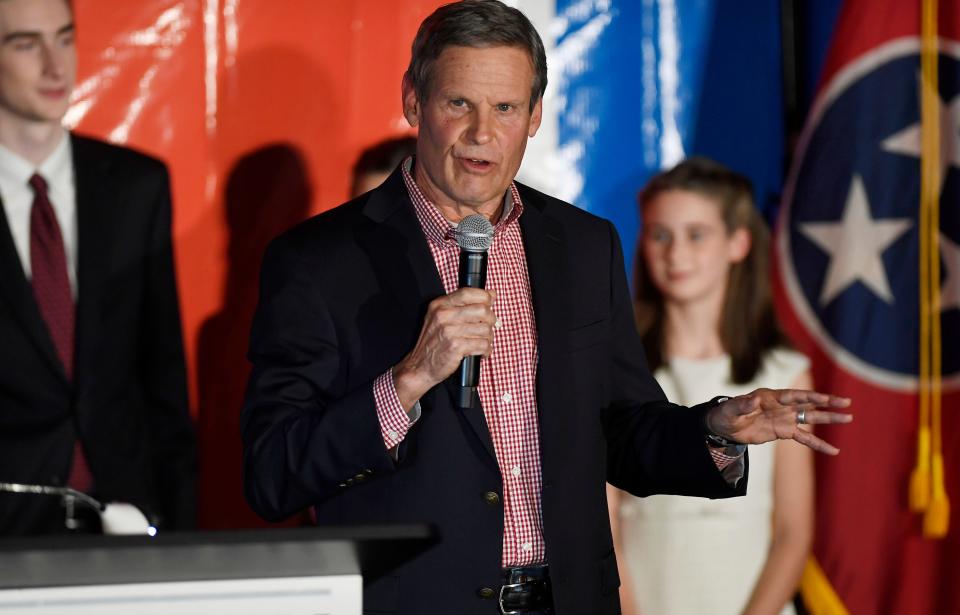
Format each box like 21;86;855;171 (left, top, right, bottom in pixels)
455;214;495;409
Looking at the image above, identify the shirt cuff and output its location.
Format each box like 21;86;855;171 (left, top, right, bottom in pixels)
373;368;421;450
708;444;746;486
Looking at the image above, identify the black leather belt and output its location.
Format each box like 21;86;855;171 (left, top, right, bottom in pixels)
499;565;553;614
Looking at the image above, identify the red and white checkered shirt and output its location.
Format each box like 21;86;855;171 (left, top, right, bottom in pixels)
372;160;545;566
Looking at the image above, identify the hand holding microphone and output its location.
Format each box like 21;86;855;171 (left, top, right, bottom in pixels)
392;215;496;411
454;215;495;408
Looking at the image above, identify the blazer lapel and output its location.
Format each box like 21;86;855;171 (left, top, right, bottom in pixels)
518;194;567;363
517;187;569;471
71;135;112;392
357;171;444;323
0;197;69;383
358;170;498;462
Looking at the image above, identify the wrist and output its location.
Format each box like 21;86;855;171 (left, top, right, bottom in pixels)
703;396;743;448
392;360;433;411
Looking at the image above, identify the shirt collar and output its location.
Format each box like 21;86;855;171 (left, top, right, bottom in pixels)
400;156;524;246
40;132;72;193
0;130;71;192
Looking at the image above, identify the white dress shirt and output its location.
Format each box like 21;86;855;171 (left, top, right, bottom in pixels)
0;133;77;298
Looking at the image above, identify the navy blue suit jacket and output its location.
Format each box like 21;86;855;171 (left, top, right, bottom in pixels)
242;168;746;614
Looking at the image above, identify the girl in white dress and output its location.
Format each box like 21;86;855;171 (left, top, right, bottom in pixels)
608;157;814;615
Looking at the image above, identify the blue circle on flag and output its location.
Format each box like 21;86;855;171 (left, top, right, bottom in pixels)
788;50;960;382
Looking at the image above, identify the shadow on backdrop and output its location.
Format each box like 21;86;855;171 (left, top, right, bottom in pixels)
196;144;312;529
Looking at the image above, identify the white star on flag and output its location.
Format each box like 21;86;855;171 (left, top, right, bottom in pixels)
940;232;960;312
881;88;960;191
879;82;960;315
799;174;912;306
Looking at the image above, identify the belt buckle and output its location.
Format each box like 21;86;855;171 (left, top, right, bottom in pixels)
498;581;525;615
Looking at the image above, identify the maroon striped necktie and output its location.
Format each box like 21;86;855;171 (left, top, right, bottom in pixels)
29;173;91;492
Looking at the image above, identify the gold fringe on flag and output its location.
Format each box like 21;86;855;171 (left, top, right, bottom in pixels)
912;0;949;537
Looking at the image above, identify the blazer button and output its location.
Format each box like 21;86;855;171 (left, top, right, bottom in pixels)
345;478;354;486
483;491;500;505
353;473;367;482
477;587;495;599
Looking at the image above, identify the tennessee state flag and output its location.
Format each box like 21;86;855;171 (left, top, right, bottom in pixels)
774;1;960;613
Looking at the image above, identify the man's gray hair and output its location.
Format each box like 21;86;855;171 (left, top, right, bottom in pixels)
406;0;548;111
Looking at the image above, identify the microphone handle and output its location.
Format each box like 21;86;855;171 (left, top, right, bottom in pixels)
459;250;487;289
458;250;488;408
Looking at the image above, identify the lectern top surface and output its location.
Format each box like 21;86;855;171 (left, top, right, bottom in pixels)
0;524;436;590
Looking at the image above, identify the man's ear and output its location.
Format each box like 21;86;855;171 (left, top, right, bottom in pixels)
402;73;421;128
528;97;543;138
728;227;752;263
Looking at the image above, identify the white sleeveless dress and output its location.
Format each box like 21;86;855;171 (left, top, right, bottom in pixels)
617;348;809;615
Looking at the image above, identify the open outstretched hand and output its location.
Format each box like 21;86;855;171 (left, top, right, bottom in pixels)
705;388;853;455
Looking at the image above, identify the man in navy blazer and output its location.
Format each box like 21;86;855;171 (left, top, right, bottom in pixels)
242;1;851;613
0;0;196;534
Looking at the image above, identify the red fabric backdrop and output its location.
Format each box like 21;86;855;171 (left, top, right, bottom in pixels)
70;0;444;528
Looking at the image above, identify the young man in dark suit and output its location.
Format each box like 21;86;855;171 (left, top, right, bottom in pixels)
242;1;851;612
0;0;196;535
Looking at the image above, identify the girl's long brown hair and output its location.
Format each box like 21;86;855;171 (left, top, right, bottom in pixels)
634;156;787;384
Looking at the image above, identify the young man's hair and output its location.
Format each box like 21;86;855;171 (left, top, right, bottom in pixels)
634;156;788;384
406;0;547;111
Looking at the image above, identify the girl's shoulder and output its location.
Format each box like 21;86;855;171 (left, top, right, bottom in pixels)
761;347;811;385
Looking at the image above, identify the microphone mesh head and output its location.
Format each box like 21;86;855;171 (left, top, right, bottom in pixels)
455;214;495;252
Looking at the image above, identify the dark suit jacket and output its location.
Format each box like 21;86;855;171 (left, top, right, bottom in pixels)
242;168;746;614
0;134;196;535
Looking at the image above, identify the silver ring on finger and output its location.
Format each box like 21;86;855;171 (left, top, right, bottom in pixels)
796;408;806;425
